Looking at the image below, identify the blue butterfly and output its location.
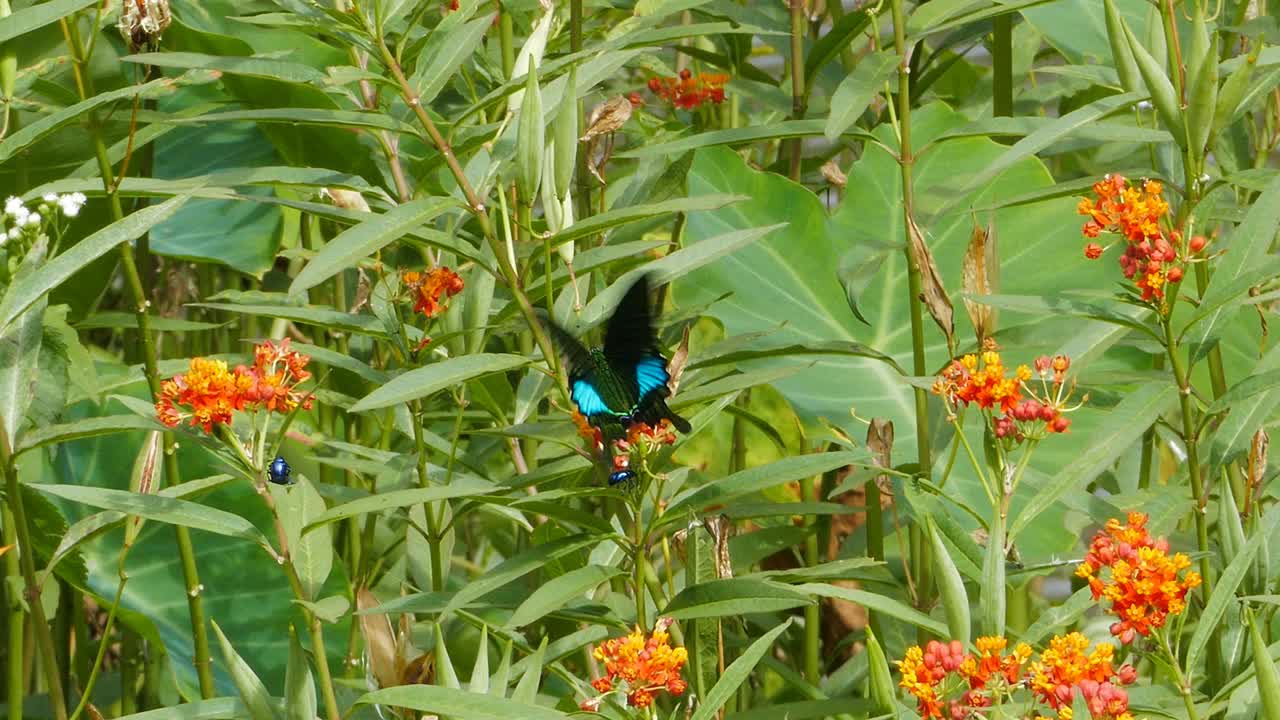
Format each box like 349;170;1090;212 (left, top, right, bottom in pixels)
544;275;691;485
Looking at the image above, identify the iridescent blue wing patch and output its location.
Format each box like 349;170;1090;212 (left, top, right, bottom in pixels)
634;355;670;400
572;378;610;418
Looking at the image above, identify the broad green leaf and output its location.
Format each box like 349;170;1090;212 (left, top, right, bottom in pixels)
1020;586;1095;646
510;636;547;704
504;565;624;628
0;246;45;450
0;78;177;163
824;51;898;141
301;476;494;534
445;533;601;614
1186;505;1280;684
689;619;792;720
124;52;328;83
662;578;814;620
211;620;277;720
34;484;268;546
549;194;745;246
290;197;459;294
349;354;530;412
112;698;258;719
412;15;497;106
664;452;869;526
0;0;95;42
358;685;570;719
271;476;332;600
798;583;948;635
285;628;317;720
617;120;878;159
804;9;874;82
1207;367;1280;415
0;195;189;332
1009;383;1178;539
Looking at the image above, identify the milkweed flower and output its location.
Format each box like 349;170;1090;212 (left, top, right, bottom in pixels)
402;266;465;318
1075;512;1201;644
647;70;729;110
582;618;688;711
1028;633;1136;720
155;340;313;433
1077;174;1183;305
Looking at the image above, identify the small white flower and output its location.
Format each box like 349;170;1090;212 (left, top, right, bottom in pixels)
4;196;24;217
1136;100;1153;111
59;192;86;218
6;227;20;240
42;193;58;203
25;212;41;227
10;207;29;227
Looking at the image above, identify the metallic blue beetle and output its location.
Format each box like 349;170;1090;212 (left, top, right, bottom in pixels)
608;469;636;486
268;455;293;485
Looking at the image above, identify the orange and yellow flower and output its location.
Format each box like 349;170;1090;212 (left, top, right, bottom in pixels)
1028;632;1136;720
582;618;688;711
403;266;465;318
1077;174;1183;304
156;339;312;433
647;70;729;110
931;343;1028;415
1075;512;1201;643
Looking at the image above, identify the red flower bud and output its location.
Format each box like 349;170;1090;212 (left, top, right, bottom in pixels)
1084;243;1104;259
1167;267;1184;283
1189;235;1207;252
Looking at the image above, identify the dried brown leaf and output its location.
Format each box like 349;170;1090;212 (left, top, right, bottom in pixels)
580;96;633;141
667;324;691;394
907;216;954;350
866;418;895;497
1246;429;1269;515
705;515;734;580
324;188;371;212
356;588;399;689
820;159;847;188
961;217;999;345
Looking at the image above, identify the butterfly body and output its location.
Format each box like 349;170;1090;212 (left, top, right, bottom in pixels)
544;276;692;480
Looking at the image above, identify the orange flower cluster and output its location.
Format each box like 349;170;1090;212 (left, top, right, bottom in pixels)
898;638;1030;719
571;409;603;448
932;346;1030;415
1075;512;1202;644
647;70;728;110
1077;175;1184;303
1029;633;1136;720
156;340;313;433
583;618;687;711
403;266;464;318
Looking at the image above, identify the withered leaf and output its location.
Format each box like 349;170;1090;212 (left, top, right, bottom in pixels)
356;588;399;690
821;159;848;188
866;418;895;496
961;216;999;346
907;215;955;351
580;96;633;141
324;188;371;212
667;324;691;395
705;514;734;580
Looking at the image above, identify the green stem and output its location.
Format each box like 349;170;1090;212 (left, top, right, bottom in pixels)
992;14;1013;117
3;499;24;718
119;629;140;715
2;451;68;720
1159;630;1202;720
69;560;129;720
801;474;820;684
787;0;806;180
631;500;647;630
411;402;446;592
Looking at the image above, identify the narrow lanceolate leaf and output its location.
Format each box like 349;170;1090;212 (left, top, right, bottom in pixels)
1186;505;1280;683
123;52;328;83
798;584;948;636
289;197;458;294
350;354;529;412
662;578;814;620
961;217;998;345
0;253;46;450
864;627;897;716
504;565;623;628
928;518;971;647
1010;383;1178;539
1210;346;1280;466
15;414;161;454
444;534;601;614
824;51;898;141
411;14;496;107
0;78;176;163
285;628;318;720
211;621;277;720
688;620;792;720
549;194;745;246
272;475;332;600
1183;174;1280;360
358;685;570;720
33;484;269;546
1124;24;1185;146
0;0;96;44
301;476;494;535
510;636;547;704
434;622;462;689
0;195;190;332
1248;608;1280;718
980;509;1007;638
468;625;491;694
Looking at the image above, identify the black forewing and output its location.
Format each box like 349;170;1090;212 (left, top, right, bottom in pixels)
602;274;662;370
542;314;594;382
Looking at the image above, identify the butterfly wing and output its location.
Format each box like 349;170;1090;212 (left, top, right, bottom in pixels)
544;315;623;422
603;274;661;371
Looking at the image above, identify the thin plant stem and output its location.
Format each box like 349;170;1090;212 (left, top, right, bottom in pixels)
889;0;936;628
787;0;806;180
1158;630;1202;720
2;451;68;720
992;14;1013;117
119;629;140;715
4;500;25;718
411;403;446;592
800;473;821;684
68;558;129;720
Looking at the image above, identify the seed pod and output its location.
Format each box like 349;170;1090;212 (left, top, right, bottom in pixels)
540;145;562;233
515;64;544;204
1187;36;1218;158
864;627;897;717
1186;4;1210;99
1125;24;1187;148
928;517;971;648
554;65;579;200
1103;0;1141;92
1248;608;1280;719
556;192;575;264
124;431;162;549
1215;48;1257;130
